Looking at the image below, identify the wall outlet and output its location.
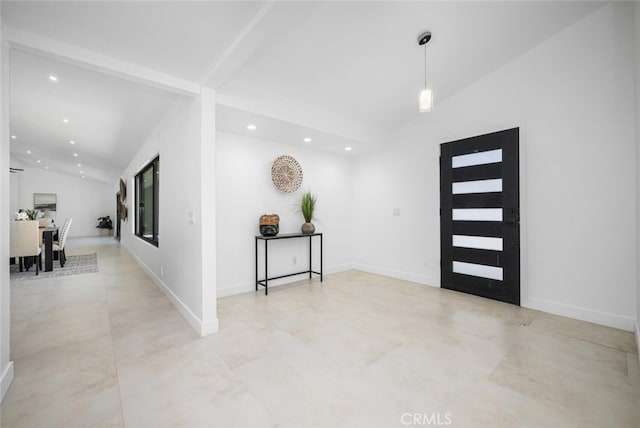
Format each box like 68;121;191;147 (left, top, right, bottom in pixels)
292;256;297;265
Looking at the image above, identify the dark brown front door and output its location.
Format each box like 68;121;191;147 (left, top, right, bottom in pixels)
440;128;520;305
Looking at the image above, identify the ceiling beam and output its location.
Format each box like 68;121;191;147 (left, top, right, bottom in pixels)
217;93;387;147
204;1;386;147
202;0;276;88
202;1;325;89
5;27;200;96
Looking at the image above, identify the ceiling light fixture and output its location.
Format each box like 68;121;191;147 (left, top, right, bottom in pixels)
77;163;82;167
26;150;31;154
345;146;352;151
62;118;69;124
247;124;257;130
82;176;86;179
11;135;16;139
49;75;58;82
80;170;84;174
304;138;312;143
73;153;78;157
418;31;434;113
36;160;41;163
45;166;49;170
69;140;75;145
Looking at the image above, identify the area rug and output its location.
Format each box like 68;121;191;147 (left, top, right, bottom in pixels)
10;253;99;281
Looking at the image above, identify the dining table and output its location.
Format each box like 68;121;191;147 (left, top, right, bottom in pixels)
40;226;59;272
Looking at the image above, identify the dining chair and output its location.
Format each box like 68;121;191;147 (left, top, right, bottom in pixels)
52;218;72;267
54;218;70;245
10;220;42;275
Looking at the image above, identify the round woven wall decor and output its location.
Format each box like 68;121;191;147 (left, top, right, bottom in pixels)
271;155;303;193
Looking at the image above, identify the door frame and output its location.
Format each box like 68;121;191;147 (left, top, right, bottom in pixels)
116;192;121;241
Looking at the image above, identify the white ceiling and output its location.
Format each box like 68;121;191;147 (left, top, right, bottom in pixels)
2;1;266;83
1;1;605;183
217;1;604;133
9;49;178;182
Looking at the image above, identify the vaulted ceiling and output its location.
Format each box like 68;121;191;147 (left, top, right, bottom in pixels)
2;1;605;183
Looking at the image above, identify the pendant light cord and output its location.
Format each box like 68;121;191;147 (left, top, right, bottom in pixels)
423;43;427;89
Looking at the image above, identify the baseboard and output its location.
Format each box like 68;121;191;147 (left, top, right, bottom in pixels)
348;266;635;332
1;361;14;403
218;281;255;298
635;321;640;361
353;263;440;288
217;263;355;298
200;319;220;336
123;245;218;337
525;296;635;332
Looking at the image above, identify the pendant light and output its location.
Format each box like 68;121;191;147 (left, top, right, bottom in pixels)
418;31;433;113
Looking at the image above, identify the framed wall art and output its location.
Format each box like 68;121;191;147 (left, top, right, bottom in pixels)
33;193;57;215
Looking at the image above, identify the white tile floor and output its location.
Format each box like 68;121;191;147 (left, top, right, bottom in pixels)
1;237;639;427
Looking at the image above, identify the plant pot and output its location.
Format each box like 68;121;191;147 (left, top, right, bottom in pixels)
98;228;113;236
301;222;315;234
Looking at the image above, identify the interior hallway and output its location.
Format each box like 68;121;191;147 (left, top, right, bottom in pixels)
1;238;639;427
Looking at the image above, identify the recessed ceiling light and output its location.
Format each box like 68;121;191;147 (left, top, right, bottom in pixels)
49;75;58;82
62;118;69;124
10;135;16;139
77;163;82;167
26;150;31;154
73;153;78;157
82;176;86;179
345;146;353;151
79;170;84;174
45;166;49;170
304;137;312;142
36;160;41;163
69;140;75;145
247;124;257;130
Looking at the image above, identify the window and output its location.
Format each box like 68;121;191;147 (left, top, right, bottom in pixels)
135;156;159;246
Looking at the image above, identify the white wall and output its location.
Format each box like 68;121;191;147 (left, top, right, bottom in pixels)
634;2;640;348
353;3;637;331
120;90;218;336
216;132;354;296
0;7;13;402
9;158;19;219
10;161;115;237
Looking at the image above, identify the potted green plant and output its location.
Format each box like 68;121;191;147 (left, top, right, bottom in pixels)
96;215;113;236
300;190;317;234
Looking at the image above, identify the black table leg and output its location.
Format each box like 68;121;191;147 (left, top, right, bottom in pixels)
320;234;323;282
255;237;258;292
43;230;54;272
309;236;312;279
264;240;268;295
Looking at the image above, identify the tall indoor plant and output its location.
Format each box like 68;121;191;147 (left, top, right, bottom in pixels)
300;190;317;234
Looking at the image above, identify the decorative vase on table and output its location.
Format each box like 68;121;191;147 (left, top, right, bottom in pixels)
301;222;315;234
259;214;280;237
300;190;317;235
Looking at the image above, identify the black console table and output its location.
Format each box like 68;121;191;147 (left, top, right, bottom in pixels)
255;232;323;295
